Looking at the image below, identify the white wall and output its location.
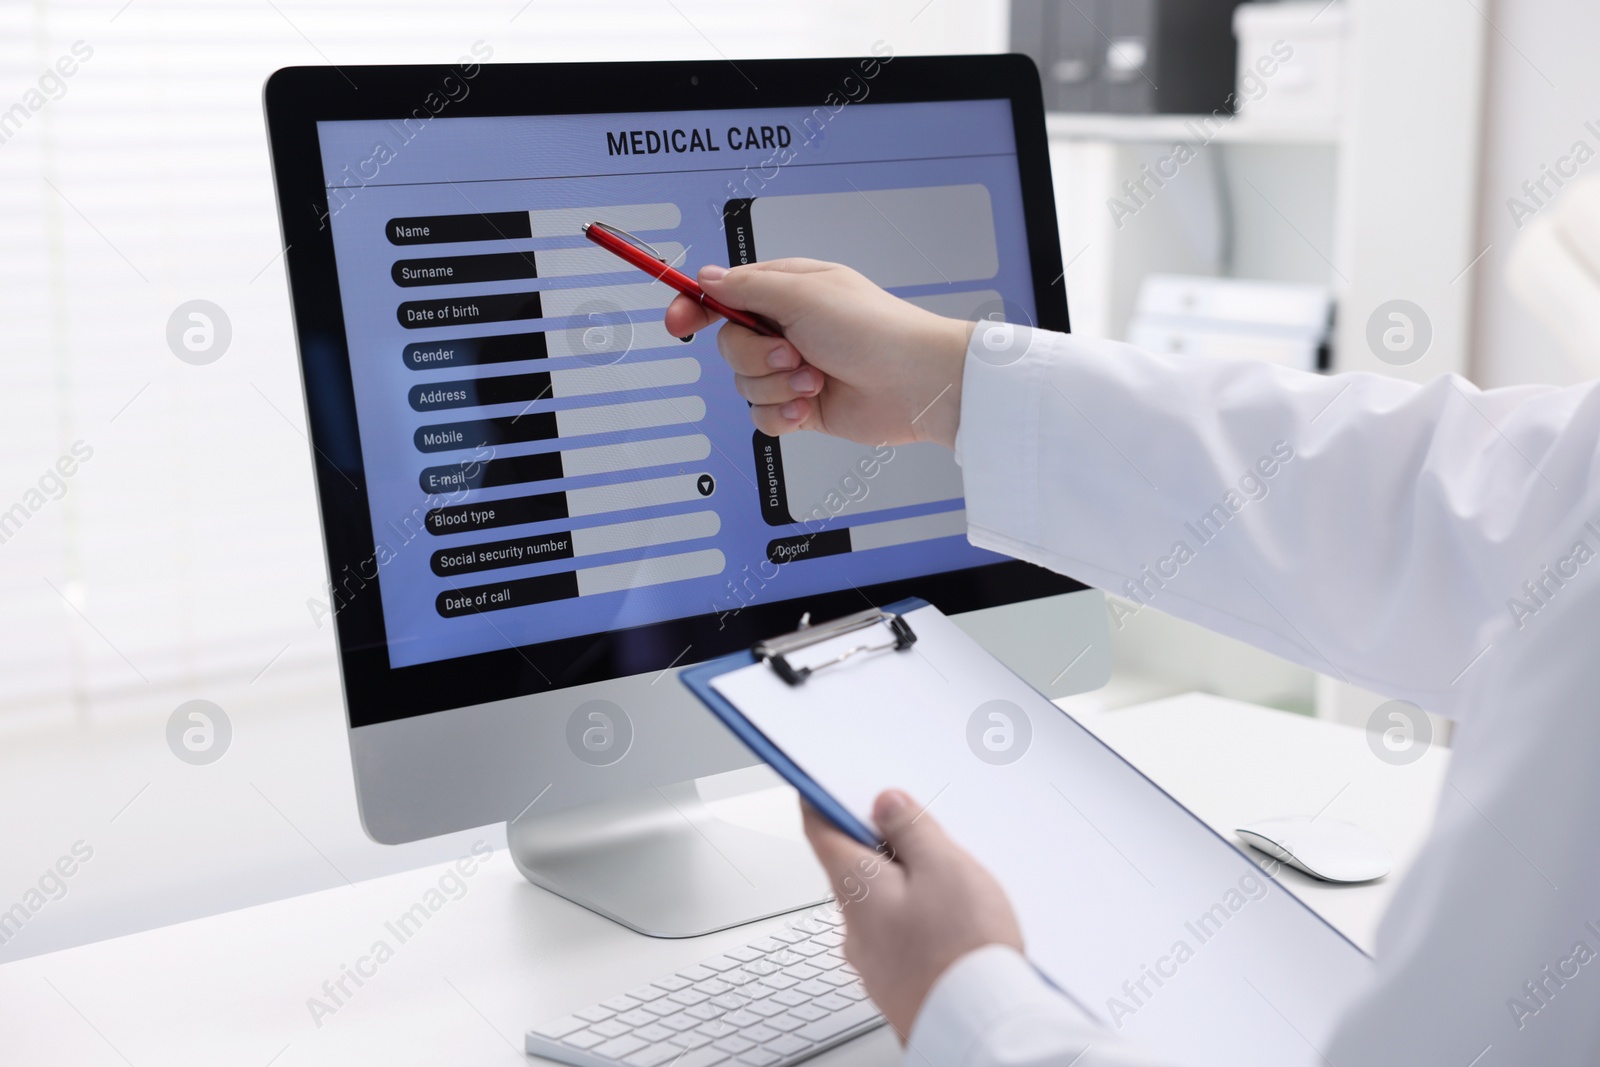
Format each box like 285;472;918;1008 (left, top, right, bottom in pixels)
1471;0;1600;388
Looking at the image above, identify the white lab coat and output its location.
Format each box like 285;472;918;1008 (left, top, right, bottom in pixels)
908;326;1600;1066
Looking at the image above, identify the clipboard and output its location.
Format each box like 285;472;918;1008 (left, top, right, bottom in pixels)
680;599;1375;1067
681;598;932;850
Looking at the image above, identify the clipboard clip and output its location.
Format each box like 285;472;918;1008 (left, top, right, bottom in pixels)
753;607;917;686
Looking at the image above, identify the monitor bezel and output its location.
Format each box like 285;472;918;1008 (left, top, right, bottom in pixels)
263;54;1084;729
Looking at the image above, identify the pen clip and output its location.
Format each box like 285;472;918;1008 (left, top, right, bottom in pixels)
753;607;917;686
586;220;667;263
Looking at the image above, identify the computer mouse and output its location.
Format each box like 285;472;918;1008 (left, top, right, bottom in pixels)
1235;815;1392;883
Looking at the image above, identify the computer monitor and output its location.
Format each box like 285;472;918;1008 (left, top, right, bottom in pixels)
263;54;1111;936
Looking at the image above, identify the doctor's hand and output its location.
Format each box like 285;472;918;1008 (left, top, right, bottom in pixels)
663;260;973;448
801;790;1023;1040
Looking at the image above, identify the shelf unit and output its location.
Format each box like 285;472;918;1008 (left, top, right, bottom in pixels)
1041;0;1488;726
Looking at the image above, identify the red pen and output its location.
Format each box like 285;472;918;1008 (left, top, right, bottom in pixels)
582;221;779;337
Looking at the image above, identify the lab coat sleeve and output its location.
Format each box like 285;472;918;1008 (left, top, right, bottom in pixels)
905;946;1172;1067
954;326;1600;719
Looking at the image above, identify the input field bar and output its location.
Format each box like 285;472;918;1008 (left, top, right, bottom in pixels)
424;471;717;534
556;396;705;440
546;321;695;361
398;282;672;330
436;547;725;617
387;203;679;246
429;510;721;577
418;433;711;493
408;357;702;412
568;471;716;518
414;396;707;453
403;321;693;370
540;282;673;318
528;203;680;238
390;244;687;288
539;243;686;278
577;548;724;596
766;509;968;564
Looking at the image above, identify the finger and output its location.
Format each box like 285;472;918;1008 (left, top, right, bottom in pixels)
872;789;956;871
802;802;877;873
736;256;837;276
801;802;892;903
666;259;835;338
749;398;812;436
733;367;822;407
664;290;718;338
665;261;758;336
717;320;802;376
700;260;828;323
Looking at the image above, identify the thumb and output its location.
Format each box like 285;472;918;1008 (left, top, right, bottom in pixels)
698;258;829;322
873;789;954;870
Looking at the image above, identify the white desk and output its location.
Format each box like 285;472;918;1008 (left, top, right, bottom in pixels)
0;694;1448;1066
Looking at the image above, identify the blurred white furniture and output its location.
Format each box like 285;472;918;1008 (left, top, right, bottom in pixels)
0;693;1446;1067
1126;273;1332;371
1232;2;1346;125
1506;176;1600;376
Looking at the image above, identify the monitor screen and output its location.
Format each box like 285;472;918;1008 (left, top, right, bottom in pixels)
313;96;1040;673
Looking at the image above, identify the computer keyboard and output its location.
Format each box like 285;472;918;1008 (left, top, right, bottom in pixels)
526;903;884;1067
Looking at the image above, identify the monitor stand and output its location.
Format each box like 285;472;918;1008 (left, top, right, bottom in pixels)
507;779;832;937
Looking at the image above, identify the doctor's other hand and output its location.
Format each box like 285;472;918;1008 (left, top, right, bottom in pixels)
801;790;1023;1039
662;260;973;448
